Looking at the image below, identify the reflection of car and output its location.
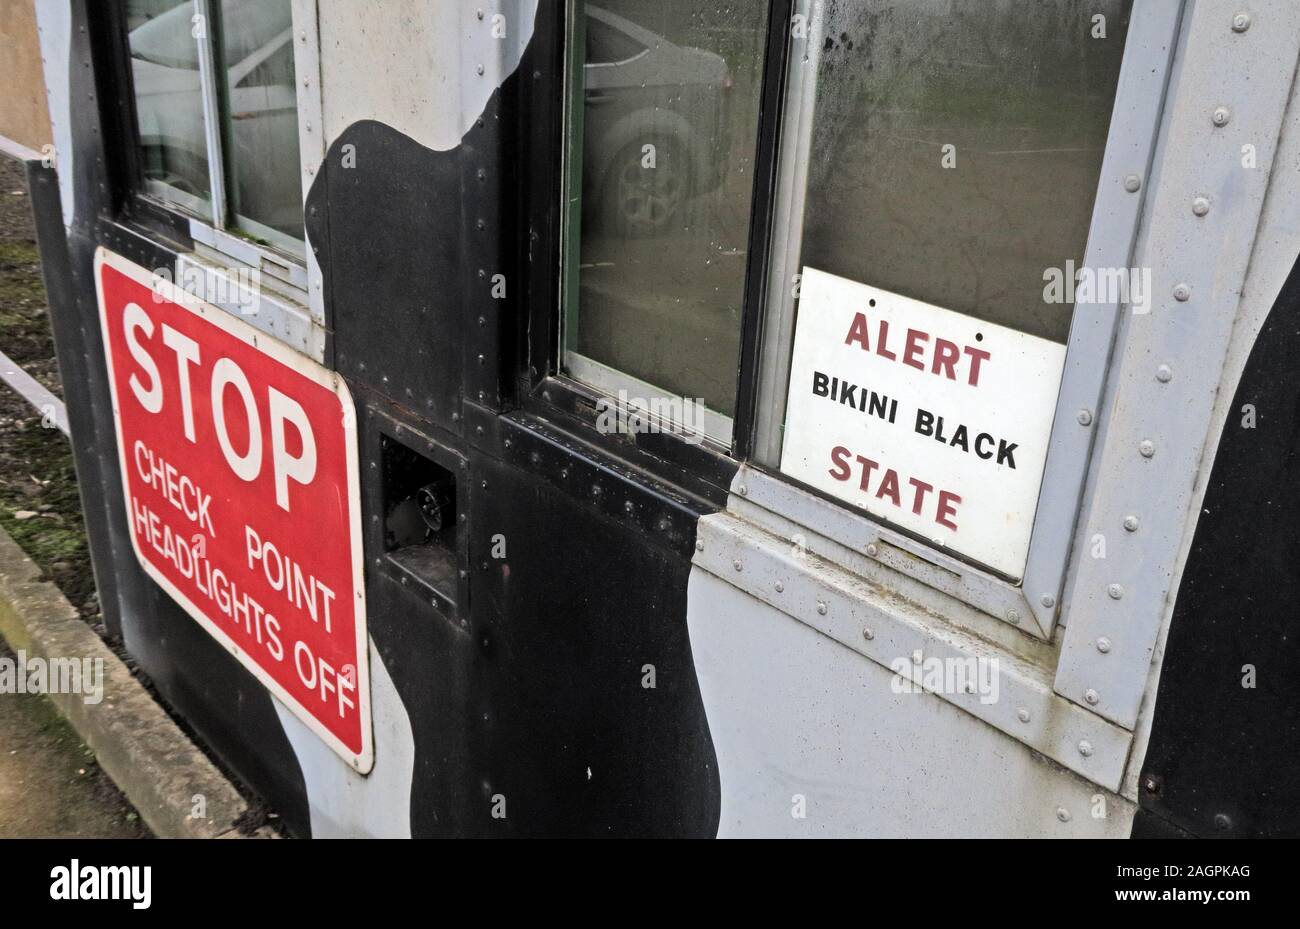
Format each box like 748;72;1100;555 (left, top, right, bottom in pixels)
130;0;301;238
582;6;732;235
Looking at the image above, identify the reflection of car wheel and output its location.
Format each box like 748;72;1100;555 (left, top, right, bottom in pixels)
604;138;688;236
141;145;208;198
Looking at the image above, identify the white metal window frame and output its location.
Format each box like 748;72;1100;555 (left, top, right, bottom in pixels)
133;0;326;361
747;0;1185;641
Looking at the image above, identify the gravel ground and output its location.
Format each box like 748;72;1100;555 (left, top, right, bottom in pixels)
0;157;100;624
0;154;148;837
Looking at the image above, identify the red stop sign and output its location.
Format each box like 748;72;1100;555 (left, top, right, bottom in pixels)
95;248;372;772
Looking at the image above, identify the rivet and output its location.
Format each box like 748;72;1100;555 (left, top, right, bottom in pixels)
1077;408;1093;426
1007;609;1020;625
1017;708;1031;723
1231;11;1251;32
1123;174;1141;193
1096;636;1112;653
1214;813;1232;831
775;581;784;593
1108;583;1124;600
862;627;874;641
866;543;879;557
1123;515;1139;532
737;485;747;496
1041;594;1056;608
1212;106;1231;127
1085;688;1100;705
1056;807;1071;823
476;63;485;75
1139;439;1155;458
816;601;828;615
1173;283;1191;302
1192;196;1211;217
477;8;485;19
733;560;743;572
1078;740;1094;757
1156;364;1172;383
695;540;704;552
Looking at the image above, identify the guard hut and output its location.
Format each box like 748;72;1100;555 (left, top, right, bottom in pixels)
23;0;1300;837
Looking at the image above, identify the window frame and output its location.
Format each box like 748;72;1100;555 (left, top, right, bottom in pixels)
114;0;316;280
103;0;325;360
530;0;1182;641
738;0;1184;639
550;0;791;450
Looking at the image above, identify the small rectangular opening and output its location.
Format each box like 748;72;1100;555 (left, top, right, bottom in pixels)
380;434;459;604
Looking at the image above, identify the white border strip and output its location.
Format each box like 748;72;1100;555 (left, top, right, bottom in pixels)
0;347;68;436
0;133;43;164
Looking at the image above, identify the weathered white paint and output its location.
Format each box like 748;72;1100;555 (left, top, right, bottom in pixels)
317;0;537;153
686;565;1135;837
274;640;415;838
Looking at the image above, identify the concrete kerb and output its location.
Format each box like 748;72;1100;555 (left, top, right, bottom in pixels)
0;524;263;838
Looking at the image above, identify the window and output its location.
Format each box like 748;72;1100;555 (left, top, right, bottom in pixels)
755;0;1133;583
561;0;773;442
126;0;304;255
548;0;1164;635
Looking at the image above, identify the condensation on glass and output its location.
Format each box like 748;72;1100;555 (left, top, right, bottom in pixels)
562;0;772;425
757;0;1132;466
215;0;304;249
127;0;215;218
126;0;303;251
797;0;1130;344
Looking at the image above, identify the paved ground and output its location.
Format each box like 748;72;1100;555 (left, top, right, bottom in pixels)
0;638;148;838
0;155;148;838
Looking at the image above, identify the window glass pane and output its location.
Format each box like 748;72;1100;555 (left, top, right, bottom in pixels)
800;0;1131;344
563;0;772;426
217;0;303;248
764;0;1132;580
128;0;214;218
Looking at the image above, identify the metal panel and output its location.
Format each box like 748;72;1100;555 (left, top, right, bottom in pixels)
175;252;324;359
688;567;1136;836
1055;0;1300;730
1022;0;1184;633
694;513;1133;790
732;463;1054;637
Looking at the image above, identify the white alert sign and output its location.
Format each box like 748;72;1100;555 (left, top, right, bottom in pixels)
780;267;1067;579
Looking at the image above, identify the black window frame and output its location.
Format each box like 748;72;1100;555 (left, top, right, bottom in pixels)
516;0;795;497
